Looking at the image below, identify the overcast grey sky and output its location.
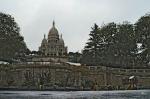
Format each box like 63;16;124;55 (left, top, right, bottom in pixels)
0;0;150;52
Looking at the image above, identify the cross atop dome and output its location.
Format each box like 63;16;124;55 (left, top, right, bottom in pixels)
60;34;62;39
53;20;55;27
44;34;46;39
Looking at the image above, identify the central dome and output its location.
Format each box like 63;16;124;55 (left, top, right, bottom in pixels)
48;21;59;36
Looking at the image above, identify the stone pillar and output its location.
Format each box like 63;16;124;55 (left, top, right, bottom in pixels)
50;69;56;85
78;72;81;86
104;68;107;86
104;67;107;86
104;67;111;86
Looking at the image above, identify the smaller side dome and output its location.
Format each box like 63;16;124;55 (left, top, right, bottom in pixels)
58;34;64;45
41;34;47;45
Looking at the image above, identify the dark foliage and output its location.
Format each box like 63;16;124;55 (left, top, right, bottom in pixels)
81;13;150;67
0;12;28;62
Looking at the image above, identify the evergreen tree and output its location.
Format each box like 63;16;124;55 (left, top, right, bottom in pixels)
82;24;100;65
82;22;136;67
